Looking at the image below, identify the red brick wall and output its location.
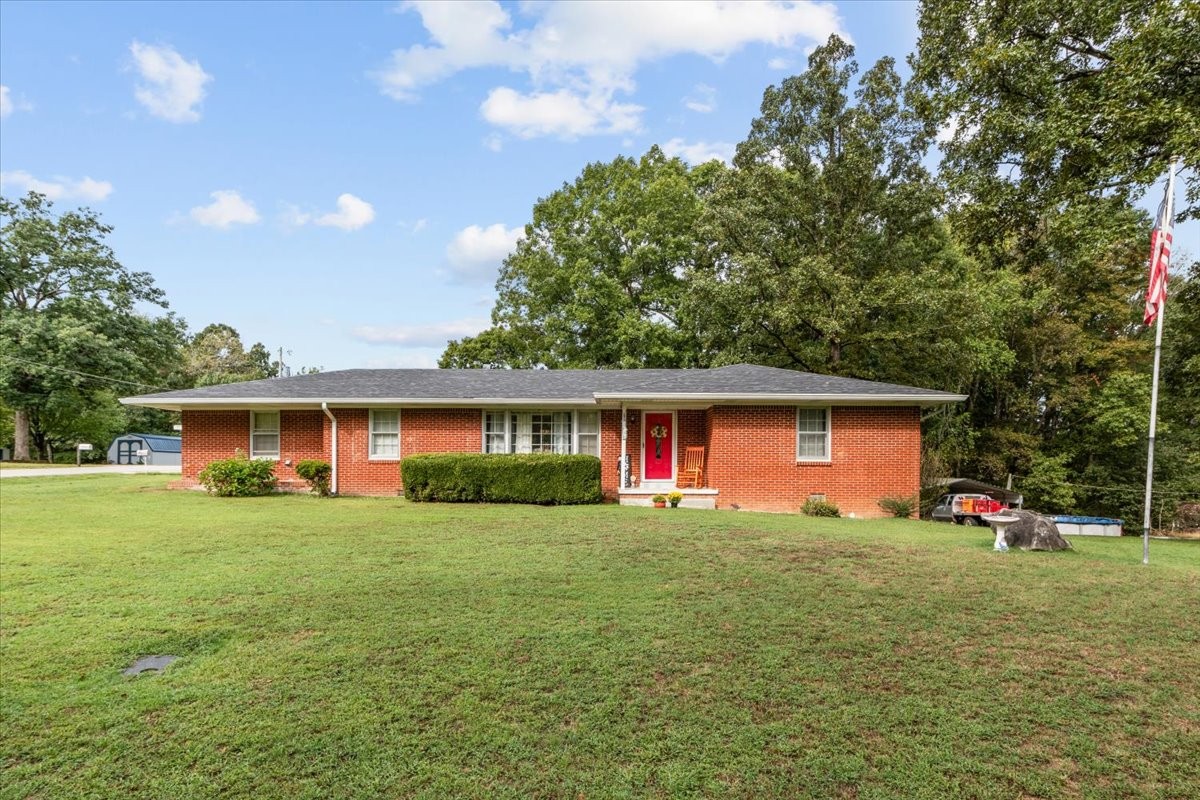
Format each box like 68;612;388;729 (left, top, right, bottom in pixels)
181;404;921;513
705;405;920;517
181;410;249;485
334;408;482;495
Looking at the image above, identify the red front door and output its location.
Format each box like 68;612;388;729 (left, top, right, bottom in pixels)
644;412;674;480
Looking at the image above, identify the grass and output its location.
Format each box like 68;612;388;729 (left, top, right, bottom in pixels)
1;475;1197;799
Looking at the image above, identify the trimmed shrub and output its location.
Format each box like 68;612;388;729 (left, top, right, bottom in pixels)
401;453;601;505
802;498;841;517
295;459;332;497
197;451;277;497
878;495;918;518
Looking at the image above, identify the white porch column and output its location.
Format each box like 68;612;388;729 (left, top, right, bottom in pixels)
620;403;628;489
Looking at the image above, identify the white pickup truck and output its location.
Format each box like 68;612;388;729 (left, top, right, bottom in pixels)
930;493;1009;526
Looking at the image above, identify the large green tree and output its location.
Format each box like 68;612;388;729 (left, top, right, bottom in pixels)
441;147;721;369
0;193;182;460
912;0;1199;225
182;323;279;386
685;36;1004;393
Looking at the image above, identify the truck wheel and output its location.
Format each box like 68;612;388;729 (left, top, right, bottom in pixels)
962;516;980;527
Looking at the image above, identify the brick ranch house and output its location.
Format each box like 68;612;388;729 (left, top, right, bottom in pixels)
121;364;965;516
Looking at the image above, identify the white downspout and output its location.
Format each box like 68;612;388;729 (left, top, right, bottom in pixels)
620;403;628;489
321;402;338;495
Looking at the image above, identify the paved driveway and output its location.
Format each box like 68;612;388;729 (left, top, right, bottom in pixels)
0;465;182;479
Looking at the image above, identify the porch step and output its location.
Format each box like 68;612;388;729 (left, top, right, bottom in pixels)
618;488;718;510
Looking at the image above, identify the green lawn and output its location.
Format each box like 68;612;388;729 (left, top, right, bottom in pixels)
1;476;1197;800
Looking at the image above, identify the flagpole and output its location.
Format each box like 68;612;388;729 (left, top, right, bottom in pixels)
1142;300;1165;565
1141;158;1178;565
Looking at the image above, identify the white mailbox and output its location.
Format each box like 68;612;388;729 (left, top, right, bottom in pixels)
136;449;150;458
76;443;94;451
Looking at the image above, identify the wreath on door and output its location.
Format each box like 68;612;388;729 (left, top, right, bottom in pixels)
650;424;669;459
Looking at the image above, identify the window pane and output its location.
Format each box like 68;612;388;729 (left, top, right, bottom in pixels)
512;413;532;454
372;433;399;458
798;409;826;433
253;412;279;433
371;411;399;433
552;412;571;454
577;434;599;456
485;433;506;454
798;433;826;459
252;433;279;457
577;412;599;434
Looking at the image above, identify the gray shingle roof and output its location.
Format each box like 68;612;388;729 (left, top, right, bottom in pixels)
122;364;965;408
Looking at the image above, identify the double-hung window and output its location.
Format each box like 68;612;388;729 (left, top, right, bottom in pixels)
483;410;598;456
796;407;831;461
369;410;400;460
250;411;280;460
575;411;600;456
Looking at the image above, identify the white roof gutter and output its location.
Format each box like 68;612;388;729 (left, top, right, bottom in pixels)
591;392;969;405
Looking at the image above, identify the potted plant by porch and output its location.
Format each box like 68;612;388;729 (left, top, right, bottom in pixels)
668;491;684;508
651;494;667;508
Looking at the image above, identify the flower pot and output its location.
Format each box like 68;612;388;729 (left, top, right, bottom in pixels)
654;501;667;508
669;502;680;508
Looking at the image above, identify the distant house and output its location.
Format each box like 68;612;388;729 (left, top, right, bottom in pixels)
107;433;182;466
120;364;965;516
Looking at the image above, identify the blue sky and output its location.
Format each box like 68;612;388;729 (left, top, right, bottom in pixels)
1;1;1192;374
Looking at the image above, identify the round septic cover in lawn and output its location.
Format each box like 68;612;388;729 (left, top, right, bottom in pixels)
123;655;178;676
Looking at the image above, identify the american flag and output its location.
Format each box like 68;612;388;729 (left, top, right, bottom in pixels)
1144;190;1173;324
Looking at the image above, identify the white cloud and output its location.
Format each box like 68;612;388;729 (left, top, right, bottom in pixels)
376;1;846;138
411;217;428;232
283;193;376;231
129;41;212;123
351;317;490;347
188;190;261;228
483;132;504;151
363;351;442;368
662;138;736;165
683;83;717;113
0;86;11;117
481;86;642;139
442;222;523;283
767;56;791;70
315;193;376;230
0;170;113;201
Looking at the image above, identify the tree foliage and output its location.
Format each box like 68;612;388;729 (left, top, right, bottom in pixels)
183;323;279;386
686;36;1005;393
912;0;1200;223
442;147;719;368
0;192;183;459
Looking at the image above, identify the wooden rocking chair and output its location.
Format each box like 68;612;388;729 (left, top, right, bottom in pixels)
679;446;706;488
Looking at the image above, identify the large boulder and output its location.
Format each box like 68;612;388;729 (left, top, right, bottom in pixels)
1003;510;1073;551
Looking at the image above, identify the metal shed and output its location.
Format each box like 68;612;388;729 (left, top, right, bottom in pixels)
107;433;182;466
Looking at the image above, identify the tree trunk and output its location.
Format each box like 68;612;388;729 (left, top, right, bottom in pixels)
13;408;30;461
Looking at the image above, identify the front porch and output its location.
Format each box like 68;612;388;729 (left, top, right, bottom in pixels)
617;487;719;509
614;406;715;505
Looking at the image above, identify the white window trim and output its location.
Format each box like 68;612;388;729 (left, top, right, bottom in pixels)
368;409;401;461
480;409;600;457
796;406;832;463
249;410;280;461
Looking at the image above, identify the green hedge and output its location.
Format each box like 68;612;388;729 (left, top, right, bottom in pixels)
401;453;602;505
